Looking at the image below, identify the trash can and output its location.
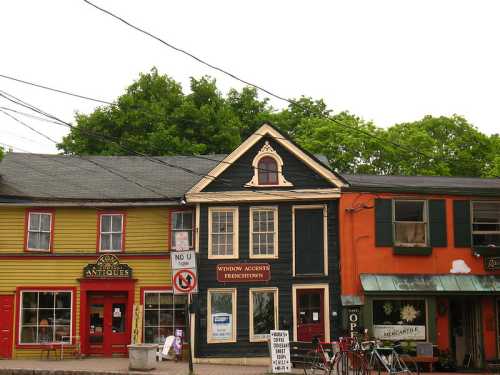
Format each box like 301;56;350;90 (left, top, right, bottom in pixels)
128;344;158;371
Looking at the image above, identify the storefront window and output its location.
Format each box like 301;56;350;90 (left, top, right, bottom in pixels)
19;291;72;344
250;288;278;342
250;207;278;258
171;211;194;250
393;201;427;246
207;289;236;343
372;299;426;340
143;291;186;344
472;201;500;247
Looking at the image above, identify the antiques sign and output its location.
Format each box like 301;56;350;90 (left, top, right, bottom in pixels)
216;263;271;282
485;256;500;271
84;254;132;278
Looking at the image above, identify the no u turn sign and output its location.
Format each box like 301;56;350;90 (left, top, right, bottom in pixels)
173;269;198;294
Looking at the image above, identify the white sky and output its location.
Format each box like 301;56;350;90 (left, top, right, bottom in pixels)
0;0;499;154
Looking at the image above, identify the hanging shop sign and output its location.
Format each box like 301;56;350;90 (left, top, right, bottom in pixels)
485;256;500;271
269;330;291;373
83;254;132;278
373;325;426;340
216;263;271;283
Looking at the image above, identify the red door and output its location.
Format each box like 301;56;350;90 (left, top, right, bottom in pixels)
0;295;14;358
297;289;325;342
88;293;129;356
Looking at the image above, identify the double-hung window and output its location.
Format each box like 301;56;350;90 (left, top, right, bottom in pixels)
208;207;238;259
143;291;187;344
171;210;194;250
472;201;500;247
250;207;278;258
26;211;53;252
99;213;124;252
393;200;427;247
19;290;72;344
207;288;237;343
249;288;278;342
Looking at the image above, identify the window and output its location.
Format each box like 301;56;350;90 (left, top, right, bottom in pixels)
26;211;53;252
249;288;278;342
258;157;278;185
208;207;238;259
472;201;500;247
143;291;187;344
207;288;237;343
393;200;427;247
171;210;194;250
250;207;278;258
19;291;72;344
99;213;124;252
372;299;427;341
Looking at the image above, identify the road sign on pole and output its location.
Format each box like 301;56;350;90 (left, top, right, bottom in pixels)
173;268;198;294
171;250;196;270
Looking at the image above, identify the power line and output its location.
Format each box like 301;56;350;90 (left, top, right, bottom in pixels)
0;106;67;125
0;109;59;144
82;0;445;165
0;73;113;105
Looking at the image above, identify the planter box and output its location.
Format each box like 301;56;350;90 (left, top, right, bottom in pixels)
128;344;158;371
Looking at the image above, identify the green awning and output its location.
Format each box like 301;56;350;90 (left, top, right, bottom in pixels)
360;274;500;294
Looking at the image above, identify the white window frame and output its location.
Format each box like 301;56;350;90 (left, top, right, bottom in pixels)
142;290;187;344
249;206;279;259
207;288;237;344
171;210;195;250
245;141;293;188
26;212;53;252
18;290;73;345
249;287;279;342
208;207;239;259
99;213;124;252
392;200;428;247
471;201;500;247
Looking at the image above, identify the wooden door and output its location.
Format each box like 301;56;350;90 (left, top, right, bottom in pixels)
295;208;325;275
297;289;324;342
0;295;14;358
88;293;129;356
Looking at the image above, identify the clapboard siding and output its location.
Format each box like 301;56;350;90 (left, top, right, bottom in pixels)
194;200;341;358
202;137;334;192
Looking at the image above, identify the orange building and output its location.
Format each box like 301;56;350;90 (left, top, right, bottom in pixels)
339;174;500;369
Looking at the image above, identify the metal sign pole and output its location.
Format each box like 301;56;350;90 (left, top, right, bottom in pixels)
186;292;194;375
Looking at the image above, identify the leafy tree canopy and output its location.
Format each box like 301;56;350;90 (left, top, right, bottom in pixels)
58;68;499;178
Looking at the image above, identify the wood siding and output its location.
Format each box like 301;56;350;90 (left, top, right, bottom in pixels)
202;137;334;192
194;201;341;358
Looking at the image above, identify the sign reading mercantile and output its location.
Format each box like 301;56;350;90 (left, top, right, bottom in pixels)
83;254;132;278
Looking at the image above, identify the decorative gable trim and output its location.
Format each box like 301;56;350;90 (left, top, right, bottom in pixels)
187;123;346;194
244;141;293;188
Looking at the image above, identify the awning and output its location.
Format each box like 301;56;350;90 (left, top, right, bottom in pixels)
360;274;500;294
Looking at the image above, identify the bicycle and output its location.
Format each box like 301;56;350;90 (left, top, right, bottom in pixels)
361;340;419;375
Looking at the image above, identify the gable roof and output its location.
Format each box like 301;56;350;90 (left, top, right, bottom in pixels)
188;123;347;193
342;173;500;196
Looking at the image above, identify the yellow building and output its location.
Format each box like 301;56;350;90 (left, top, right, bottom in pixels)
0;153;214;359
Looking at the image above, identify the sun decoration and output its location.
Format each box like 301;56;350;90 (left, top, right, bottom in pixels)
383;302;393;316
400;304;419;323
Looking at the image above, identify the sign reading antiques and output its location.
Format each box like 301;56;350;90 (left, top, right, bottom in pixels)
216;263;271;283
83;254;132;278
485;256;500;271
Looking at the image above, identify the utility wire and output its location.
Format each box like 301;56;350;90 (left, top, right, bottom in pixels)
0;73;112;105
0;109;59;144
0;106;67;125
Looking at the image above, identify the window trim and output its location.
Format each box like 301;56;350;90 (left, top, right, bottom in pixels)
207;288;237;344
97;211;126;253
471;200;500;247
170;208;195;250
249;287;279;342
392;199;428;247
245;141;293;188
291;284;330;342
24;208;55;253
249;206;279;259
16;287;76;348
292;205;328;276
207;207;239;260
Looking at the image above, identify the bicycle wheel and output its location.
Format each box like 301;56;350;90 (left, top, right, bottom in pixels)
365;352;383;375
336;351;368;375
396;354;419;375
304;350;328;375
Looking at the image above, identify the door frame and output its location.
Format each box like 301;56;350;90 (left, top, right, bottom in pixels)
292;284;330;342
79;278;135;355
0;295;14;359
292;205;328;276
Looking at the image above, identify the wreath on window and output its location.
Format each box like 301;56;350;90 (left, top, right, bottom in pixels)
383;302;393;316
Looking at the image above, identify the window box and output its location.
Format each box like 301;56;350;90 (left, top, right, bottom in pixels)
393;247;432;256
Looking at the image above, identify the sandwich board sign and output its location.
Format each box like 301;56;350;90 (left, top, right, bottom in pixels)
269;330;291;373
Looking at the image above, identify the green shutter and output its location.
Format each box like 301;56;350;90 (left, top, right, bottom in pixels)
375;199;393;247
429;199;447;247
453;200;471;248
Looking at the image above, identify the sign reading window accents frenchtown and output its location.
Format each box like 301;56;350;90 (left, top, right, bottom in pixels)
83;254;132;278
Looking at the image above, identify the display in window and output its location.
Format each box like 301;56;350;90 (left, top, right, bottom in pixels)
143;292;186;344
394;201;427;246
373;299;426;340
251;290;276;340
209;291;234;342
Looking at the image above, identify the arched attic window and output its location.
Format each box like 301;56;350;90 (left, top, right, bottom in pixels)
245;141;293;187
